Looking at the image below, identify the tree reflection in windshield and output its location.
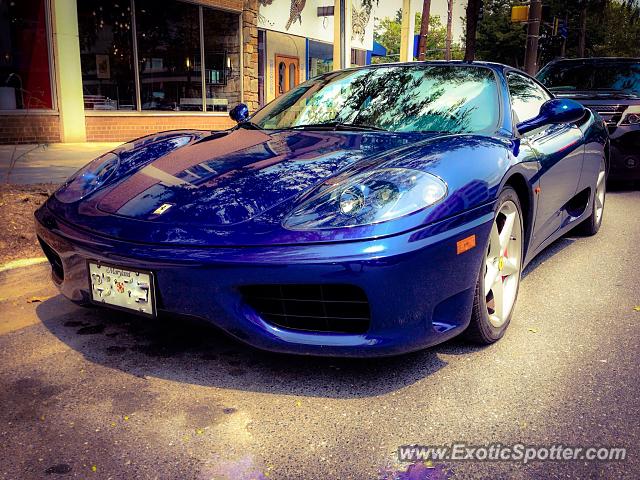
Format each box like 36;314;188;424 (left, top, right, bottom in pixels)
251;65;500;134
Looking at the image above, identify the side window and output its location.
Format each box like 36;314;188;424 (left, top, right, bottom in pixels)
507;72;551;123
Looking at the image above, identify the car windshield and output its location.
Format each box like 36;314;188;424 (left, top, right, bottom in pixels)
250;65;500;134
537;61;640;96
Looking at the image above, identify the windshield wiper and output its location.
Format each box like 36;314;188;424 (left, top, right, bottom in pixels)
236;121;264;130
290;122;388;132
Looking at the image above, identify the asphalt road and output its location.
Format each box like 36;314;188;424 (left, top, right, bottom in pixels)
1;188;639;480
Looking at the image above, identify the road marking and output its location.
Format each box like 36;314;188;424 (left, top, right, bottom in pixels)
0;257;47;273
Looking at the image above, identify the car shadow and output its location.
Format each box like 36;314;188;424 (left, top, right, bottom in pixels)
607;179;639;192
34;227;582;398
36;296;452;399
522;236;577;279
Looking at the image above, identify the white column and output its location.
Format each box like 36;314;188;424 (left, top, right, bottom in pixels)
399;0;415;63
52;0;86;142
333;0;352;70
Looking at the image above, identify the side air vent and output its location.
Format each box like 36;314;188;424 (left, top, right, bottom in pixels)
240;284;371;334
37;237;63;281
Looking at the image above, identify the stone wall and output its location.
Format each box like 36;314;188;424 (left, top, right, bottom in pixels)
242;0;260;112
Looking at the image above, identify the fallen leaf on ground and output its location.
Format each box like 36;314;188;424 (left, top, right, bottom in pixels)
528;328;538;333
633;306;640;312
27;296;51;303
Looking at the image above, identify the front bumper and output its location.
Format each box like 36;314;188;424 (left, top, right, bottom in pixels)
609;126;640;180
35;203;493;357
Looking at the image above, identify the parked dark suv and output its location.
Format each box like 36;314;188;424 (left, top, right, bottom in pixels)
537;57;640;181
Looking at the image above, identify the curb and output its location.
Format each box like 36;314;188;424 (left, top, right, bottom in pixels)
0;257;48;273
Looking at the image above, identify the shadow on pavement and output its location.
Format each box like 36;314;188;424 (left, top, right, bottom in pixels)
522;236;577;279
36;295;453;399
33;217;589;398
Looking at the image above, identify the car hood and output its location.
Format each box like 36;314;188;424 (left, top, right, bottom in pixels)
48;129;503;246
95;128;418;226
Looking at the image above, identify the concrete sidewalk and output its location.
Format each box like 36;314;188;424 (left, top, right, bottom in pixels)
0;142;122;185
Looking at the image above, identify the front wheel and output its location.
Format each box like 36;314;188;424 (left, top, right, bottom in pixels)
465;187;524;344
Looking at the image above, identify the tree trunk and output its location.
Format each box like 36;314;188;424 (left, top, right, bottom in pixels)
445;0;453;60
578;7;587;57
464;0;481;62
524;0;542;74
417;0;432;61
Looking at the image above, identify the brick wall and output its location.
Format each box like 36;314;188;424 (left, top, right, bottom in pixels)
0;114;61;144
85;115;235;142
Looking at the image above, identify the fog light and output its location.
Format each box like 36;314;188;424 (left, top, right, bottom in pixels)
625;156;637;169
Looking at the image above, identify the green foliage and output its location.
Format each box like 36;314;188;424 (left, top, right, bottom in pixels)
576;2;640;57
373;12;463;63
475;0;526;67
473;0;640;69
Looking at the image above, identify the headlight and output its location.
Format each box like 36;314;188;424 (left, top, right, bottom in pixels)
283;168;447;230
621;105;640;126
55;152;120;203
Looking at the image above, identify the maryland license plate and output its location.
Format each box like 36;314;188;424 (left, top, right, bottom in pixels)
88;262;156;316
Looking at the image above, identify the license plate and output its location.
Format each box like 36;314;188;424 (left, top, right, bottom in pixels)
88;261;156;316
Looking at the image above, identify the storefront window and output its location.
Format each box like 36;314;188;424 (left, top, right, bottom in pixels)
135;0;201;111
77;0;136;110
308;40;332;79
77;0;241;113
0;0;52;110
202;8;240;112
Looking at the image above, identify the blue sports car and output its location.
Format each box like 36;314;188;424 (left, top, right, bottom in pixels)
35;62;608;356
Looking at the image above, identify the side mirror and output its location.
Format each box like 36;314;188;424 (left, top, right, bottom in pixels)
516;98;585;135
229;103;249;123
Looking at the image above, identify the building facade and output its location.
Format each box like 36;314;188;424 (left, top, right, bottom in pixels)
0;0;379;144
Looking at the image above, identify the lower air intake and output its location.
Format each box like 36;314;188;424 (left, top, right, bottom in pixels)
240;284;370;334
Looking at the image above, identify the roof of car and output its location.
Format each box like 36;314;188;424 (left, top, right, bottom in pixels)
544;57;640;65
355;60;515;74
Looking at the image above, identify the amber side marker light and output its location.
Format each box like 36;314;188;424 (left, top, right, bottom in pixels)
456;235;476;254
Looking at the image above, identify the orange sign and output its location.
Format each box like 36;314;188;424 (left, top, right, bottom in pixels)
511;5;529;23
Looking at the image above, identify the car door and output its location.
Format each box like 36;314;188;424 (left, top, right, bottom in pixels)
507;71;585;250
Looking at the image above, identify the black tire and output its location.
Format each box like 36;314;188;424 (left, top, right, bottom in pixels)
464;187;524;344
576;161;606;236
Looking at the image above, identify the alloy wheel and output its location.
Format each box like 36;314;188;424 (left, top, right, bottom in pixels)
484;201;522;328
594;161;606;225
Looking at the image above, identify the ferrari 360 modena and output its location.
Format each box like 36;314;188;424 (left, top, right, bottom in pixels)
35;62;608;356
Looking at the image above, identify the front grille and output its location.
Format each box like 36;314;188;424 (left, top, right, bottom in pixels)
37;237;63;281
240;284;371;334
584;104;627;127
